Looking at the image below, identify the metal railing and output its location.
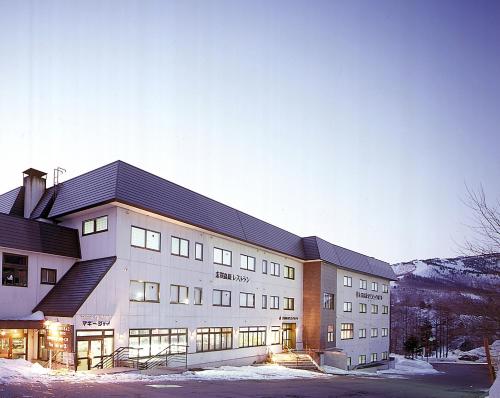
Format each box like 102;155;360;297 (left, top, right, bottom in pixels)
137;345;188;371
92;347;143;370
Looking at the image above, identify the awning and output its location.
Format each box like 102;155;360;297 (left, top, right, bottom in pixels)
0;320;44;329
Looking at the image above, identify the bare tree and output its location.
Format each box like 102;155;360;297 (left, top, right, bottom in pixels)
461;184;500;255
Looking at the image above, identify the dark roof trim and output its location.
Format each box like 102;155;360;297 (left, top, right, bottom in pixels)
0;320;44;329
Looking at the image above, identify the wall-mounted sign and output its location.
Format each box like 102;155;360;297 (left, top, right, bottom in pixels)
356;291;383;300
46;322;73;352
280;316;299;321
215;271;249;283
78;315;112;327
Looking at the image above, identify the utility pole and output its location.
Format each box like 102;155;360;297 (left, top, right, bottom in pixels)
484;337;496;384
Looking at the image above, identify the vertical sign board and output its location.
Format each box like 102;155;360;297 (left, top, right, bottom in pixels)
46;323;74;352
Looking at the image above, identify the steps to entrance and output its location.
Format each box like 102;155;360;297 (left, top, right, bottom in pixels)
271;353;322;372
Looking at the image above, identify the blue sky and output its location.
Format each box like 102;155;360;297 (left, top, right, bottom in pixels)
0;0;499;263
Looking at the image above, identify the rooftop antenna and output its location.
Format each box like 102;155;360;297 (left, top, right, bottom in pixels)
53;167;66;198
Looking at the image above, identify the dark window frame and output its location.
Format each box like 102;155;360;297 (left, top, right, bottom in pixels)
130;226;161;252
323;293;334;310
2;253;28;287
239;292;255;308
213;247;232;267
212;289;232;307
129;280;160;303
170;284;189;304
284;265;295;280
238;326;266;348
40;268;57;285
270;295;279;309
240;254;256;272
82;215;108;236
171;236;190;258
340;323;354;340
283;297;295;310
270;262;280;277
196;327;233;352
195;242;204;261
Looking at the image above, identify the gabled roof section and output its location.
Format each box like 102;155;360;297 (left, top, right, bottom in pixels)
303;236;396;280
30;186;55;219
0;213;81;258
34;256;117;317
0;187;25;217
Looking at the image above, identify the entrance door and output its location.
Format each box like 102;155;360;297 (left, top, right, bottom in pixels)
76;330;114;371
282;323;296;350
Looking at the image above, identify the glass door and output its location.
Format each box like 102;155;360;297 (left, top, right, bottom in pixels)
77;340;90;371
282;323;296;350
76;330;114;371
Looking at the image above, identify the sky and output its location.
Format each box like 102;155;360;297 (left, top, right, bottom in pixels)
0;0;499;264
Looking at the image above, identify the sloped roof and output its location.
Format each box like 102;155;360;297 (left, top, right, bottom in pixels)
0;187;25;217
0;213;80;258
34;256;117;317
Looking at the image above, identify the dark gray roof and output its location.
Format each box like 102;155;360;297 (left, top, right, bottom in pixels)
34;256;116;317
0;187;25;217
0;213;81;258
30;186;55;219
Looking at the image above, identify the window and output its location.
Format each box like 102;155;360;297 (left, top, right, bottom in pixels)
131;226;161;251
196;327;233;352
382;284;389;293
371;328;378;338
371;304;378;314
262;260;268;274
359;279;367;290
358;354;366;365
340;323;354;340
327;325;334;342
262;295;267;309
240;254;256;271
343;276;352;287
270;262;280;276
284;297;295;310
129;281;160;302
371;281;378;291
271;326;280;345
359;303;367;313
170;284;189;304
238;326;266;348
347;357;352;369
213;289;231;307
359;328;367;339
284;265;295;280
323;293;334;310
2;253;28;287
171;236;189;257
382;305;389;314
371;353;378;362
194;287;203;305
343;302;352;312
270;295;279;309
382;328;388;337
82;215;108;236
195;242;203;261
214;247;232;266
40;268;57;285
239;292;255;308
382;351;388;360
129;328;188;358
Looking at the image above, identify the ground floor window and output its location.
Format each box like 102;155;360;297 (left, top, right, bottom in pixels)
358;354;366;365
238;326;266;348
0;329;27;359
347;356;352;368
382;351;388;360
371;352;378;362
196;327;233;352
270;326;280;345
129;328;188;358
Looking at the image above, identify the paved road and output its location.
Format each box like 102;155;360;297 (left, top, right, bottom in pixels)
0;363;492;398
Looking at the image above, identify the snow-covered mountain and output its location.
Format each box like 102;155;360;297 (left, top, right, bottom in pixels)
390;254;500;353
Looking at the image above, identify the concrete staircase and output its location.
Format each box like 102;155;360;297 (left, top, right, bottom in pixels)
272;352;321;372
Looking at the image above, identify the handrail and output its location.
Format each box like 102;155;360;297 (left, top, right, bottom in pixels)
92;346;143;370
137;344;189;371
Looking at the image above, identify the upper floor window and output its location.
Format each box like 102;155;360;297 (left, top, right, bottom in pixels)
195;242;203;261
382;328;389;337
131;226;161;251
359;279;367;290
284;266;295;280
262;295;267;309
262;260;268;274
371;304;379;314
270;262;280;277
382;284;389;293
340;323;354;340
271;326;281;345
240;254;256;271
83;215;108;236
239;292;255;308
213;289;231;307
129;280;159;302
382;305;389;314
359;328;367;339
41;268;56;285
283;297;295;310
214;247;232;266
371;281;379;291
371;328;378;338
2;253;28;287
170;284;189;304
171;236;189;257
343;276;352;287
323;293;334;310
270;295;279;309
343;301;352;312
194;287;203;305
327;325;334;342
359;303;367;313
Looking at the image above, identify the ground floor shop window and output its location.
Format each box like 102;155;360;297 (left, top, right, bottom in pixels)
129;328;188;358
0;329;27;359
196;327;233;352
76;330;114;371
238;326;266;348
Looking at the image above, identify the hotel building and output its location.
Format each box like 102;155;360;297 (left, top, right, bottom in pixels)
0;161;395;370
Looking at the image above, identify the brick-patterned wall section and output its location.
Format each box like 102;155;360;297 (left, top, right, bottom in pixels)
303;261;322;349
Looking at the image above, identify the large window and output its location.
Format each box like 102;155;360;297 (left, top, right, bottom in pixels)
131;226;161;251
238;326;266;348
214;247;232;266
40;268;56;285
129;328;187;358
270;262;280;276
239;292;255;308
343;276;352;287
271;326;280;345
213;289;231;307
284;297;295;310
82;215;108;236
323;293;334;309
129;281;160;302
195;242;203;261
284;265;295;280
359;328;367;339
359;279;367;290
340;323;354;340
194;287;203;305
371;281;379;291
270;295;279;309
2;253;28;287
170;284;189;304
327;325;334;342
171;236;189;257
383;305;389;314
359;303;367;313
240;254;256;271
196;327;233;352
371;328;378;338
343;302;352;312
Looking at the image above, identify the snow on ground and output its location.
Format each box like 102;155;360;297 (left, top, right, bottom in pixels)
0;359;50;384
378;355;439;376
460;292;483;301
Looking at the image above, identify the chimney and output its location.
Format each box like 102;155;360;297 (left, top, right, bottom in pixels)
23;168;47;218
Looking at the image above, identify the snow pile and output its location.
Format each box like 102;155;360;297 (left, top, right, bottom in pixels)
489;375;500;398
464;340;500;360
0;359;50;384
0;311;44;321
378;355;439;375
182;365;328;380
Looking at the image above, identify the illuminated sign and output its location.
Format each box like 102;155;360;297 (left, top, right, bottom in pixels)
45;322;73;352
78;315;112;327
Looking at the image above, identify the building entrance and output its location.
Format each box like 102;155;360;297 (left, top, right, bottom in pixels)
0;329;27;359
282;323;296;350
76;330;114;371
